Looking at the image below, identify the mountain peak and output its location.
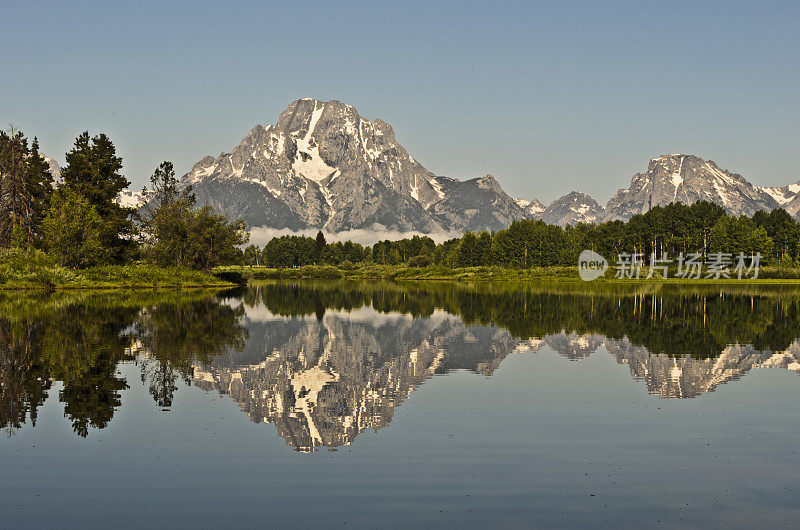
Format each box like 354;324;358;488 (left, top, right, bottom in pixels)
515;197;546;217
39;154;61;181
536;191;602;226
651;153;689;161
181;98;525;233
606;153;778;220
477;174;503;192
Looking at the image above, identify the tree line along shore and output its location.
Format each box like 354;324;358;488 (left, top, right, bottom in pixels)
0;128;246;289
4;127;800;289
232;201;800;282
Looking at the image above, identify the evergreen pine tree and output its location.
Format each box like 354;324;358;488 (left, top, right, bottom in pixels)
24;137;54;244
315;231;327;263
0;128;31;246
0;128;55;247
61;132;134;262
142;160;194;211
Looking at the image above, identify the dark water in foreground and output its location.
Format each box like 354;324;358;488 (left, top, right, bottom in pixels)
1;281;799;528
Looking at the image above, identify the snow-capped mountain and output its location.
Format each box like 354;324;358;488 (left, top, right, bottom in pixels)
178;101;800;231
763;179;800;216
515;197;546;217
536;191;603;226
428;174;528;232
762;180;800;205
191;296;800;451
192;308;517;452
604;154;781;220
182;98;526;233
513;154;800;226
516;332;800;399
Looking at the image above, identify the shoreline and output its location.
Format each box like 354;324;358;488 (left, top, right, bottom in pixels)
0;263;239;292
216;264;800;285
6;263;800;291
0;283;236;292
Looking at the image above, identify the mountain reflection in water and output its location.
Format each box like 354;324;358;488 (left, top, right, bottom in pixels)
1;281;800;450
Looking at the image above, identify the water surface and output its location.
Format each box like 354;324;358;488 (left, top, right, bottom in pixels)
1;281;799;527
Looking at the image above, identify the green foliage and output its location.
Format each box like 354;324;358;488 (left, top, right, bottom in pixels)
142;160;187;210
141;161;248;270
492;220;569;267
183;206;248;269
338;259;357;270
143;198;192;266
262;234;370;267
315;230;326;262
373;235;435;265
134;298;247;407
41;188;108;268
353;202;797;270
249;200;796;275
0;248;80;288
6;278;800;435
0;128;55;247
60;132;135;263
407;254;432;267
710;215;773;256
243;244;261;266
754;208;800;261
241;280;800;359
61;132;127;215
267;265;345;279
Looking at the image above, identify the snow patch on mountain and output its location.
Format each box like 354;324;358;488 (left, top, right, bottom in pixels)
762;179;800;206
40;155;61;181
291;101;336;182
515;197;546;217
537;191;603;226
116;189;144;208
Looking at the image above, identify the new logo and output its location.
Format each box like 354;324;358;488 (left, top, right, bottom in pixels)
578;250;608;281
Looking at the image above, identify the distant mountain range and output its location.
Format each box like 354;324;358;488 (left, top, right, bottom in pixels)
45;98;785;231
177;99;800;231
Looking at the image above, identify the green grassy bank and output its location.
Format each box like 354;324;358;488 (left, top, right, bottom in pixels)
0;249;237;290
217;263;800;283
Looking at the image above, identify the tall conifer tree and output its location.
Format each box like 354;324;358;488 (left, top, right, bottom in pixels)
61;132;134;262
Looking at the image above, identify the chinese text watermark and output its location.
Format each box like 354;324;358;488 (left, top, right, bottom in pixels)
579;251;761;281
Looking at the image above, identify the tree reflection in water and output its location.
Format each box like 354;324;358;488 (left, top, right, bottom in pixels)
1;282;800;446
0;290;247;436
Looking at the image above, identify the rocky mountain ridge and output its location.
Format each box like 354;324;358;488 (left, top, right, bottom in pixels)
179;100;800;231
34;106;800;231
519;154;800;226
181;98;526;233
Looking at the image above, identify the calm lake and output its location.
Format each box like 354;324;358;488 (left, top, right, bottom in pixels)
1;281;799;528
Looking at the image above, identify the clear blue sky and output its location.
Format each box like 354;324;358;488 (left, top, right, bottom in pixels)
3;0;799;203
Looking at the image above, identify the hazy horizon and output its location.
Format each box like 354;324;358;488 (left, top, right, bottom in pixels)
4;0;799;203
